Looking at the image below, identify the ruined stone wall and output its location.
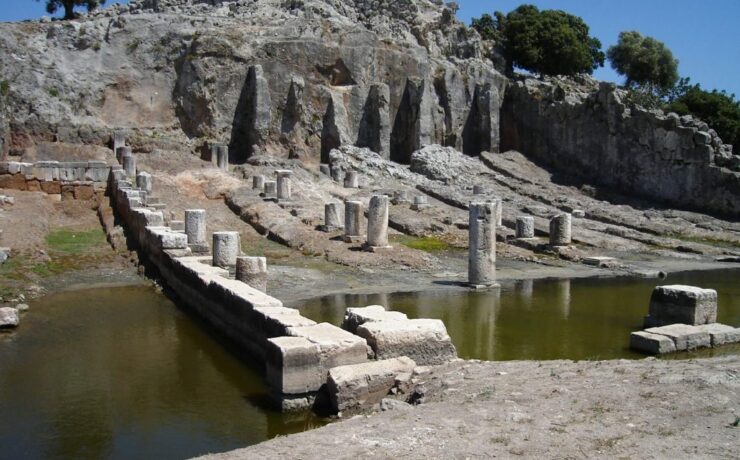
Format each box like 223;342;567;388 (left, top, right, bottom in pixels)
0;160;109;199
501;78;740;217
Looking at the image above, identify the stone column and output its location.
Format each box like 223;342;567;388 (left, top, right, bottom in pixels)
236;256;268;292
366;195;390;249
217;145;228;171
319;164;331;176
252;175;265;190
411;195;428;211
331;166;344;183
213;231;240;267
322;202;343;231
136;172;153;193
468;202;497;287
473;185;485;195
493;197;502;226
344;171;359;188
276;170;293;200
184;209;207;249
344;200;363;243
122;155;136;177
549;213;572;246
117;146;131;164
392;190;411;205
112;130;125;155
263;181;277;197
516;216;534;238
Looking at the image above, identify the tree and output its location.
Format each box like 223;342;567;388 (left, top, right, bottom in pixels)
37;0;106;20
472;5;604;76
607;31;679;93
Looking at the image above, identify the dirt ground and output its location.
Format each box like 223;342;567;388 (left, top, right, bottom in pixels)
203;354;740;459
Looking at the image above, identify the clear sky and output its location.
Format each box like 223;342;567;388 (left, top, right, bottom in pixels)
2;0;738;96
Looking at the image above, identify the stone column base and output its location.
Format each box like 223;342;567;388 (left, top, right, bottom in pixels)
468;282;501;290
343;235;364;243
188;242;210;254
362;244;393;253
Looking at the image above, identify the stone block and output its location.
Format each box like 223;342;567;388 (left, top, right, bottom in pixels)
583;256;618;268
40;181;62;194
252;306;316;338
327;356;417;414
342;305;408;334
645;324;711;351
288;323;368;372
694;323;740;347
0;307;20;329
265;337;323;395
146;227;188;249
647;285;717;327
356;319;457;365
629;331;676;354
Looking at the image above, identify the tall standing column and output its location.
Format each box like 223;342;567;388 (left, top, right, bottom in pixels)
263;181;277;198
252;175;265;190
344;201;363;243
468;201;498;287
236;256;268;292
276;170;293;200
365;195;391;250
213;231;240;267
516;216;534;238
122;154;136;178
217;145;229;171
185;209;208;252
549;213;572;246
136;172;153;193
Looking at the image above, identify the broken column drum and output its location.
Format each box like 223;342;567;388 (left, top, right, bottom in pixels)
184;209;207;246
549;213;572;246
344;201;363;242
344;171;359;188
473;185;485;195
324;202;343;231
236;256;268;293
212;231;240;268
366;195;390;248
516;216;535;238
468;202;497;287
276;170;292;200
252;175;265;190
319;164;331;176
122;154;136;178
116;146;131;164
411;195;427;210
263;181;277;197
136;172;153;194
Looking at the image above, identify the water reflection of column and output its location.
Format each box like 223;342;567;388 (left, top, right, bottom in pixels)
555;279;571;319
468;291;499;361
518;279;534;309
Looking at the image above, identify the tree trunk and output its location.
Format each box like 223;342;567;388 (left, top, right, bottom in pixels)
63;1;75;20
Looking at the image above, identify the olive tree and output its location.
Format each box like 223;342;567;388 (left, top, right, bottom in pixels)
37;0;106;20
607;31;679;92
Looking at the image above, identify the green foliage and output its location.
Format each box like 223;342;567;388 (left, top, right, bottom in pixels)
607;31;679;92
665;81;740;151
0;80;9;97
472;5;604;76
37;0;106;20
126;38;141;54
47;88;59;98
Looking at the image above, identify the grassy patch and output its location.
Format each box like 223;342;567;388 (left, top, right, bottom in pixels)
0;80;9;97
46;229;108;254
393;235;452;252
667;233;737;249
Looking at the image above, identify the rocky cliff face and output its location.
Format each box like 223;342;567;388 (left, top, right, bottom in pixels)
501;76;740;217
0;0;505;163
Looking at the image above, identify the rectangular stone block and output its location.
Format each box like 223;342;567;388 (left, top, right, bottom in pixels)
694;323;740;347
630;331;676;354
645;324;711;351
648;285;717;327
288;323;368;372
327;356;416;414
146;227;188;249
341;305;408;334
356;319;458;365
252;306;317;338
265;337;323;395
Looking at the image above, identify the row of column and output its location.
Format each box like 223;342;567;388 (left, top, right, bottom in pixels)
319;195;391;250
252;170;293;201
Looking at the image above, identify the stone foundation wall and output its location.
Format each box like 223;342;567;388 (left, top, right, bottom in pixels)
0;160;110;199
501;77;740;217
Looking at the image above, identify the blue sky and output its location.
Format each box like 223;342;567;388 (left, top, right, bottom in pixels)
2;0;738;96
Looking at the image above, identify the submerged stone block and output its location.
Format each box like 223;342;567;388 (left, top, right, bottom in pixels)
342;305;408;334
356;319;457;365
630;331;676;354
645;324;711;351
327;356;416;414
287;322;368;373
646;285;717;327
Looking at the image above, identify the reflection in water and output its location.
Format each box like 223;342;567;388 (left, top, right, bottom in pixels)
0;286;324;460
298;269;740;362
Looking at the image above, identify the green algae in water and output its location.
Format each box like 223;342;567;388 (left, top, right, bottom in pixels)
297;269;740;361
0;285;325;460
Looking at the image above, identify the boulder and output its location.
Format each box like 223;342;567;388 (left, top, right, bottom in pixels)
0;307;20;329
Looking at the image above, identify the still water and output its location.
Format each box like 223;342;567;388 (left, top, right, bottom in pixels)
297;269;740;361
0;286;323;460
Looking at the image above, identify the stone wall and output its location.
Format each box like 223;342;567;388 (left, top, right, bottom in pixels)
0;160;110;199
501;77;740;217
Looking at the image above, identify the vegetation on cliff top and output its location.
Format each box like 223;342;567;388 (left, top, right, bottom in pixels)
36;0;106;20
607;31;679;92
